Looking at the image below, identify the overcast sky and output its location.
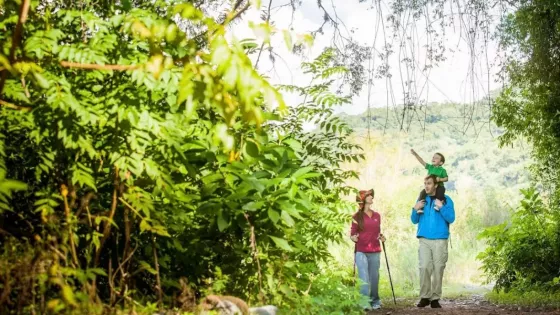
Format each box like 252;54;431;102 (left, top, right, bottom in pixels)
229;0;501;116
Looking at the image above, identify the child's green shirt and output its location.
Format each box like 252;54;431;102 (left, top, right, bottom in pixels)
425;163;448;179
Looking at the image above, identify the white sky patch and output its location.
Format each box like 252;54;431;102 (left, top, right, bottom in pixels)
228;1;501;117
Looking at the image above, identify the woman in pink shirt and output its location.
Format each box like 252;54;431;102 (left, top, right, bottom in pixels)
350;189;386;311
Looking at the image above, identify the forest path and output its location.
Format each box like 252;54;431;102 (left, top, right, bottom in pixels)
368;294;560;315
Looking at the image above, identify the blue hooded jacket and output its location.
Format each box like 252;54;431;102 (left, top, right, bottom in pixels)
410;195;455;239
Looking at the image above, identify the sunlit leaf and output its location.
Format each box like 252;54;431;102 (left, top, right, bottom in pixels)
268;208;280;224
244;140;259;158
269;236;292;251
61;285;77;306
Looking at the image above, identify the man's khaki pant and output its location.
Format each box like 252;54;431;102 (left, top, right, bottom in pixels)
418;238;448;300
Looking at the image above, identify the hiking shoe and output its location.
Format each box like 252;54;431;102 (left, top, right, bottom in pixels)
416;298;430;307
371;304;381;310
431;300;442;308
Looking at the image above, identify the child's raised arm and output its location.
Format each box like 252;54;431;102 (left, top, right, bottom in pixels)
410;149;427;167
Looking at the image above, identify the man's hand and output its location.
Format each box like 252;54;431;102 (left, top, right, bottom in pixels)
350;234;359;242
434;199;443;211
414;200;425;210
379;234;386;242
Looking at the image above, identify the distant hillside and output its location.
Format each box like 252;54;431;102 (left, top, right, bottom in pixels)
339;102;532;193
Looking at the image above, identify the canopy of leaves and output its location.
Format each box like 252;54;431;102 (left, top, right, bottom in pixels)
493;0;560;194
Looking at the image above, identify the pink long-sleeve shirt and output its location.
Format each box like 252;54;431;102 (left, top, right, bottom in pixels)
350;211;381;253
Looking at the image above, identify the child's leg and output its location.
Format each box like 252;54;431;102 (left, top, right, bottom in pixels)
417;189;427;212
436;185;446;204
418;189;427;202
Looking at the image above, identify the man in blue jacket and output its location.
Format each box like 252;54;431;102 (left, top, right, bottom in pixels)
411;174;455;309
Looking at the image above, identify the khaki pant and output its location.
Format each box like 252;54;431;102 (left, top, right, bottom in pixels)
418;238;448;300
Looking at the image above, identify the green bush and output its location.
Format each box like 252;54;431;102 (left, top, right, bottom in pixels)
478;187;560;292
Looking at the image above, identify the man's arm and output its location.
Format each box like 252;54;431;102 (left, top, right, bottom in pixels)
410;149;427;167
439;197;455;223
410;200;425;224
411;208;419;224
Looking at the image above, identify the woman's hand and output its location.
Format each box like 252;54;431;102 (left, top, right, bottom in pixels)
350;234;359;243
379;234;386;243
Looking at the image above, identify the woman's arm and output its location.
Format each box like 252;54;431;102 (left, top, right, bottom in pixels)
350;217;359;242
378;214;386;242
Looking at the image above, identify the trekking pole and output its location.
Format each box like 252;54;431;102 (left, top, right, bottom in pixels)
352;242;357;286
352;259;356;286
381;240;397;305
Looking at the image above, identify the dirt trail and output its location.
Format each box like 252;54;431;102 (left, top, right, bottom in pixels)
368;295;560;315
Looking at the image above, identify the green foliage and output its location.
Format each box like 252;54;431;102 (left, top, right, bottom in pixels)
494;0;560;137
279;259;366;315
493;0;560;198
0;0;364;313
4;0;558;311
483;0;560;296
248;47;364;309
486;289;560;309
0;134;27;212
477;187;560;292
